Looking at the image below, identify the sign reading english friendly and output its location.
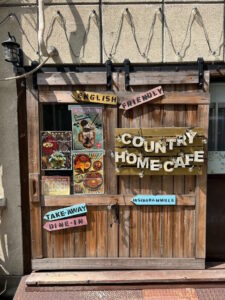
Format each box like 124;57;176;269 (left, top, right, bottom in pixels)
114;127;207;176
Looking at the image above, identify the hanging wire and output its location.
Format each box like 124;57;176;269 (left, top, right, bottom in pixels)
0;13;36;53
46;10;100;61
0;8;224;62
162;7;223;59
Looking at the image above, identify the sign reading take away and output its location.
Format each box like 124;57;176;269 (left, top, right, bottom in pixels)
43;204;87;221
72;90;117;105
119;86;164;111
132;195;176;206
43;216;87;232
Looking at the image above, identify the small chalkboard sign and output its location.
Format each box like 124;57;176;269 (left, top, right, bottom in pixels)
131;195;176;206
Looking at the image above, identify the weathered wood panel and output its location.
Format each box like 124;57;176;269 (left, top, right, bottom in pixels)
31;258;205;271
30;71;209;269
129;71;199;85
26;77;43;259
42;194;195;207
119;72;130;258
37;72;107;86
39;90;209;105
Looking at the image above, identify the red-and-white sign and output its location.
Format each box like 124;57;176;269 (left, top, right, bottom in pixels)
119;86;164;111
43;216;87;232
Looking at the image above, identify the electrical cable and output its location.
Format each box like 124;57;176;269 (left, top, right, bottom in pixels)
0;7;223;64
0;56;49;81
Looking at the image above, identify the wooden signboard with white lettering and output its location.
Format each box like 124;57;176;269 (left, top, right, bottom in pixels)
115;127;206;176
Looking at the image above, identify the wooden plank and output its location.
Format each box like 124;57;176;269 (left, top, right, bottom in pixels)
196;104;209;258
173;102;185;258
63;229;75;258
115;127;205;137
141;104;152;257
129;107;141;258
86;206;97;257
184;103;197;258
129;71;199;85
119;72;130;257
119;91;209;105
53;231;64;258
117;167;202;176
106;73;119;257
43;194;195;207
96;207;107;257
27;267;225;286
26;77;43;259
37;72;107;86
31;258;205;271
39;90;209;105
151;105;163;257
161;103;174;258
74;227;86;257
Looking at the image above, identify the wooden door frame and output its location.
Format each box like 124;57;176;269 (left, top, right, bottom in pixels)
19;69;211;272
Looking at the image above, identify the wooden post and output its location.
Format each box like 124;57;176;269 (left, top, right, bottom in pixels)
26;77;42;258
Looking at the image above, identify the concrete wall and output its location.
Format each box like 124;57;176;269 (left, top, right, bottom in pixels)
0;0;224;276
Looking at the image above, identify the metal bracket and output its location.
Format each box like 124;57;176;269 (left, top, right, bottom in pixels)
197;57;204;89
124;59;131;91
106;59;112;90
31;61;39;89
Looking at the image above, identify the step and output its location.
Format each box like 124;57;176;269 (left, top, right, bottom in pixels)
26;269;225;286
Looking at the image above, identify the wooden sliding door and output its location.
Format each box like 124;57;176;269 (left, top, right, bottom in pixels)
26;70;209;270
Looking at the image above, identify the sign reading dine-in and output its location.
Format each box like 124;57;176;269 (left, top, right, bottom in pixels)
115;127;206;176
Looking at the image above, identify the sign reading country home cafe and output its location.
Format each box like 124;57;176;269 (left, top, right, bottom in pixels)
114;127;207;176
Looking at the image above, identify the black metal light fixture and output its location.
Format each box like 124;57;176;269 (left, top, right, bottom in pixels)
2;32;22;67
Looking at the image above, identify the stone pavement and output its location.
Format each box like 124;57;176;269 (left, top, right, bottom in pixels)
13;277;225;300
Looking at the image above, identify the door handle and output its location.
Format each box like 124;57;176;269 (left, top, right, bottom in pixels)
29;173;40;203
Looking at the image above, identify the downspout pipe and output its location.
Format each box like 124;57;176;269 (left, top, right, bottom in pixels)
38;0;57;57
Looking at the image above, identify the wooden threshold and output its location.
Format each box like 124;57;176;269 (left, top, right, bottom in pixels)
42;194;195;207
32;258;204;271
26;268;225;286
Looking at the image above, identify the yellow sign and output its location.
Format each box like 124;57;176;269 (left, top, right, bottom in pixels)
72;91;117;105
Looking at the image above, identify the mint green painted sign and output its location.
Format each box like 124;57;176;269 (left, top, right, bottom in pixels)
131;195;176;206
43;203;87;221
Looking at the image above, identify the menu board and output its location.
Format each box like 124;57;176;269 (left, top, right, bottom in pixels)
41;131;72;170
73;151;104;194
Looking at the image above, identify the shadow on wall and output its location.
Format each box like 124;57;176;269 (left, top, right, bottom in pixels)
45;0;86;64
0;165;9;277
0;6;35;277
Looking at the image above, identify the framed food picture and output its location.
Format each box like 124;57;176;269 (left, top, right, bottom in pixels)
70;105;103;151
42;176;70;196
41;131;72;170
73;151;104;195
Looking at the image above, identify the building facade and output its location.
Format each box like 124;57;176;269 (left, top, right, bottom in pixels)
0;0;224;282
